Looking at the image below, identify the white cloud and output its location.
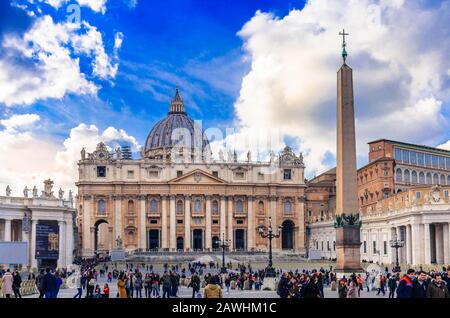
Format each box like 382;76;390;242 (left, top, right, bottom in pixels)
0;15;121;106
231;0;450;176
0;114;140;197
438;140;450;151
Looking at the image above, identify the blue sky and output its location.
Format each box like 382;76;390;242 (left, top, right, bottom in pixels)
0;0;305;144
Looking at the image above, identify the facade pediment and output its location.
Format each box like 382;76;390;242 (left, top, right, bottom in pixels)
168;169;226;184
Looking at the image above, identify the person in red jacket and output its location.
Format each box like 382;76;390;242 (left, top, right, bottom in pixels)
103;283;110;298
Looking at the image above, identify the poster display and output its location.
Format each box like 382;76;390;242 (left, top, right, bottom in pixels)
35;223;59;260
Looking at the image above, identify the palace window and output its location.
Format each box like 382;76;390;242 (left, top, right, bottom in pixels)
212;200;219;215
235;199;244;213
258;201;264;215
194;199;202;213
411;171;417;184
419;172;425;184
97;199;106;215
383;241;387;255
149;171;159;179
234;172;245;180
97;166;106;178
394;148;402;162
150;219;158;224
433;173;439;185
426;172;432;184
410;151;417;165
212;171;219;178
395;168;402;182
444;190;449;198
425;154;432;166
432;155;439;168
284;200;293;214
177;200;184;214
363;241;367;254
283;169;292;180
127;170;134;179
373;241;377;254
177;171;183;178
447;175;450;185
439;157;445;169
327;241;330;251
177;219;183;224
212;220;219;225
128;200;134;215
440;174;446;185
417;153;425;166
416;192;421;199
333;241;336;251
402;150;410;164
403;170;410;184
150;199;158;213
446;158;450;169
236;220;244;225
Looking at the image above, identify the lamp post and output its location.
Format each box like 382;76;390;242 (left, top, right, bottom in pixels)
215;232;231;274
390;233;404;273
258;217;282;277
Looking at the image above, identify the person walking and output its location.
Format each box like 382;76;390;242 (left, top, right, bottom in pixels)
387;274;397;298
161;272;171;298
55;272;63;298
204;276;223;298
188;273;201;298
338;279;348;298
103;283;110;298
396;269;415;299
426;274;449;298
347;275;360;298
376;274;386;296
36;269;45;299
12;270;22;298
1;269;14;298
42;268;57;299
74;274;83;298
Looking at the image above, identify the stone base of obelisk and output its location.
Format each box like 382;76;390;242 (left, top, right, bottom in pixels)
262;277;279;291
334;227;363;276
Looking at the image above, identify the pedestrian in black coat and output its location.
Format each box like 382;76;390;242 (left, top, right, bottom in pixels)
42;268;57;298
412;271;428;298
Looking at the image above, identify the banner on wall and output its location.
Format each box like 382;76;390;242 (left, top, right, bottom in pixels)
35;223;59;260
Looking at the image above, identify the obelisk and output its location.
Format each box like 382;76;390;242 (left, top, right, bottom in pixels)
334;29;362;273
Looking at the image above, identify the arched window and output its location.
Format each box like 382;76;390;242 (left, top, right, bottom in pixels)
258;201;264;215
284;200;292;213
194;199;202;213
433;173;439;185
396;168;402;182
212;200;219;215
419;172;425;184
411;171;417;184
426;172;432;185
177;200;184;214
98;199;106;215
440;174;446;185
447;175;450;185
128;200;134;215
150;199;158;213
235;199;244;213
403;169;410;184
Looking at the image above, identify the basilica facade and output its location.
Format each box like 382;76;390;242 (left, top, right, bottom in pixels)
76;89;307;257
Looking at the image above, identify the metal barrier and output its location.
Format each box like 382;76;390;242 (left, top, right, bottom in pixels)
20;280;38;296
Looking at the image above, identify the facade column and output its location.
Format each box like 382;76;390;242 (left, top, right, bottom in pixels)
269;196;278;251
227;196;233;250
184;196;191;251
4;218;12;242
444;223;450;264
247;196;255;251
57;221;66;269
411;223;421;265
65;216;74;266
30;219;38;269
205;196;212;251
113;195;122;247
406;225;412;265
424;223;432;264
297;198;306;253
435;224;444;264
139;196;147;250
220;196;226;241
83;195;93;257
161;196;168;249
169;195;176;251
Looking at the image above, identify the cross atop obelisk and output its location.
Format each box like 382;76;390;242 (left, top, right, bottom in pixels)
339;29;349;64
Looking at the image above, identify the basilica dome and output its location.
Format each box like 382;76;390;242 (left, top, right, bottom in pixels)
143;88;211;160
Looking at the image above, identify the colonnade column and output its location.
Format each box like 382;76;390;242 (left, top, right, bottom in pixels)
4;218;11;242
444;223;450;264
30;219;38;269
220;196;226;242
411;223;421;265
435;224;444;264
184;196;191;251
139;196;147;250
227;196;233;250
169;195;176;251
247;196;255;251
406;225;412;265
57;221;66;269
424;223;432;264
205;196;212;251
297;197;306;252
65;216;74;266
161;196;168;249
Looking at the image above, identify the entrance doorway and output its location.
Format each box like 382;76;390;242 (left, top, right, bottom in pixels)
94;219;108;253
148;230;160;249
177;237;184;250
281;220;295;250
235;229;246;250
193;229;203;250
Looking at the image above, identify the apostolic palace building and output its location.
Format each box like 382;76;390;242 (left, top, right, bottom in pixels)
76;89;307;257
